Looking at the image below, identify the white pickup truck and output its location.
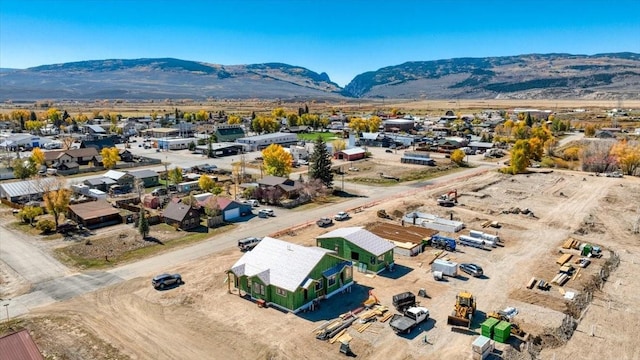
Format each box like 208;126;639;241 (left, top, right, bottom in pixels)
389;306;430;334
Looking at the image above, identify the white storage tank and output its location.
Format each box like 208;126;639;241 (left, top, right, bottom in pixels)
458;235;487;249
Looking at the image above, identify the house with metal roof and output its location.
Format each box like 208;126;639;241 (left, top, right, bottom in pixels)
235;132;297;151
128;169;159;187
0;329;44;360
316;227;395;274
334;147;366;161
228;237;353;313
83;177;117;192
0;177;61;203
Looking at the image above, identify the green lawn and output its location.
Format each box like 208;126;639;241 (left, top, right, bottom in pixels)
297;132;339;142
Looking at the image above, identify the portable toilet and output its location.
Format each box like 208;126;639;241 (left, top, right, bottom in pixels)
481;317;500;338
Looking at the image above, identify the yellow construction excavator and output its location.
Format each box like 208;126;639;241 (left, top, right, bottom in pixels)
447;291;476;328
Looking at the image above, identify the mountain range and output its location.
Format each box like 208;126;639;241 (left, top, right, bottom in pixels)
1;53;639;101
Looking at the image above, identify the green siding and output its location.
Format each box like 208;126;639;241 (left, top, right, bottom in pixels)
232;253;352;312
317;237;394;273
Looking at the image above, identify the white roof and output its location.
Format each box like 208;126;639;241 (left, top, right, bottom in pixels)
340;147;366;156
361;132;380;140
103;170;126;180
230;237;333;292
317;227;395;256
0;177;61;198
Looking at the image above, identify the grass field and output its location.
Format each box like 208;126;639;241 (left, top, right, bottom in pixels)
297;132;339;142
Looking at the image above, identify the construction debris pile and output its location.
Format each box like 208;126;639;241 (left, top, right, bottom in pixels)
501;207;535;217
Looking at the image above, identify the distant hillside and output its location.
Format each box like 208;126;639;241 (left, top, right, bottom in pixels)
343;53;640;100
0;58;342;101
1;53;639;101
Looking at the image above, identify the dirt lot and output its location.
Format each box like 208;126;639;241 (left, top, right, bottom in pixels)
6;167;635;360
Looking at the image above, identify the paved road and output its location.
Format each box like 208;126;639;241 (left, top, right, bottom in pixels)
1;160;497;319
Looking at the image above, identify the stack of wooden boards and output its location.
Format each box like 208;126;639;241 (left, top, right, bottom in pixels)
314;305;390;342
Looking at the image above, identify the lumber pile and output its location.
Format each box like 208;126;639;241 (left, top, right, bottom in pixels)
379;312;394;323
562;238;580;249
556;253;573;265
356;322;373;333
481;220;492;228
526;277;537;289
551;273;570;286
329;329;347;344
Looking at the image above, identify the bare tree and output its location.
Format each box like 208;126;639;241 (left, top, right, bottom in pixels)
581;140;617;174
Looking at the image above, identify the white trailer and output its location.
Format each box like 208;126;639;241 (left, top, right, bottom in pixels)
469;230;500;243
431;259;458;277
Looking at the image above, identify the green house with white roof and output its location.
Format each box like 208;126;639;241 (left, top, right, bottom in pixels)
228;237;353;313
316;227;396;274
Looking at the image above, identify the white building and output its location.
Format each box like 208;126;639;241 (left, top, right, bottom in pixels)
235;132;297;151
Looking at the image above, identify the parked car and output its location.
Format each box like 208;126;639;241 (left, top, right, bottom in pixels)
238;237;262;251
245;199;259;207
152;273;183;290
151;188;168;196
334;211;350;221
317;217;333;227
459;263;484;277
259;208;275;217
385;149;393;153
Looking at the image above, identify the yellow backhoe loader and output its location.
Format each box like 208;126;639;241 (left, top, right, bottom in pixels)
447;291;476;328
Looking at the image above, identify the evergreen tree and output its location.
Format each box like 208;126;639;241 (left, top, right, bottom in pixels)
138;206;149;239
525;112;533;127
309;135;333;188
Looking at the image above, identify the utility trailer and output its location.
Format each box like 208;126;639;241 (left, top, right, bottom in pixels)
432;259;458;277
392;292;416;312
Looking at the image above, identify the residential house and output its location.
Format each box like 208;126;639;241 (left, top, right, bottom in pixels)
163;201;201;230
118;149;134;162
67;200;122;229
128;169;159;188
257;176;303;199
316;227;396;274
44;148;101;167
283;125;312;133
196;195;252;221
83;177;117;192
83;124;108;136
103;170;134;190
228;237;353;313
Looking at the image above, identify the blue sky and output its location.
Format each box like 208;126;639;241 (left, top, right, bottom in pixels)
1;0;639;86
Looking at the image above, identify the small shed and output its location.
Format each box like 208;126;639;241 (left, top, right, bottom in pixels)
67;200;122;229
316;227;395;274
334;147;366;161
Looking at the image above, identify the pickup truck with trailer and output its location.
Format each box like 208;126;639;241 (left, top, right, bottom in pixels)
389;307;430;334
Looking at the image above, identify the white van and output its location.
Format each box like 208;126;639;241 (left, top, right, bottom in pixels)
238;237;262;251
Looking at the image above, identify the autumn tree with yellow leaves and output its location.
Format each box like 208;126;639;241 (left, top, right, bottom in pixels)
100;147;121;169
610;140;640;176
30;147;45;167
43;188;71;229
262;144;293;177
